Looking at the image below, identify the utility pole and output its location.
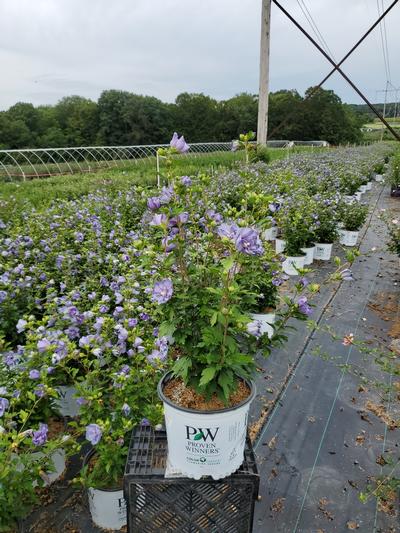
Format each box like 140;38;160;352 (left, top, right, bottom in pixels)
257;0;272;145
380;80;389;141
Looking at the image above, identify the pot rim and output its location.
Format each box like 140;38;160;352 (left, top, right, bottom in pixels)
83;448;123;493
158;371;256;415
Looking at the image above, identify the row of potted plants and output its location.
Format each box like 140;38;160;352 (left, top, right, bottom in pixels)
0;140;395;530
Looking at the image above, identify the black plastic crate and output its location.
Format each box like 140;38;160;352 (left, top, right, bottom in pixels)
124;425;259;533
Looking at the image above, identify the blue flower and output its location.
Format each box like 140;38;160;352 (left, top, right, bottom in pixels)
297;296;313;316
122;403;131;416
170;132;189;153
247;320;262;339
0;397;9;417
152;279;173;304
29;369;40;380
85;423;102;445
235;228;264;255
16;319;27;333
32;423;48;446
147;197;161;210
181;175;192;186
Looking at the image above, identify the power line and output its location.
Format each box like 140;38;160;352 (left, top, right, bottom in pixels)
381;0;392;81
299;0;336;61
376;0;391;81
295;0;335;61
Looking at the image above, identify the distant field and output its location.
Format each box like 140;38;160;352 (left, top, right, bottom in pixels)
0;146;320;221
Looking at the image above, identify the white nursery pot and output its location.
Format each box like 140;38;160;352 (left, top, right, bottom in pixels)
158;372;255;480
46;449;66;485
88;487;127;530
301;245;315;265
344;195;354;204
263;226;278;241
250;312;275;339
85;452;127;530
366;181;372;190
282;255;305;276
354;192;362;202
375;173;383;182
339;229;359;247
54;385;79;417
314;243;333;261
275;238;286;253
359;185;367;194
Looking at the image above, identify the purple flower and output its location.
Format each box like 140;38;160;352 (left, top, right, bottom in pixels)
159;186;174;204
150;213;168;227
0;291;7;303
297;296;313;316
247;320;262;339
181;175;192;186
0;397;9;417
66;326;80;340
217;223;239;240
37;339;51;352
115;325;128;343
122;403;131;416
340;269;354;281
170;132;190;153
34;384;46;398
152;279;173;304
29;369;40;380
141;418;151;426
16;319;27;333
299;277;309;288
76;397;88;406
147;349;167;364
162;235;176;253
32;423;48;446
86;423;102;445
128;318;138;328
235;228;264;255
147;197;161;210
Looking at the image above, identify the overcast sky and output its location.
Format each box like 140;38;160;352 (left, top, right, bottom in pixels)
0;0;399;110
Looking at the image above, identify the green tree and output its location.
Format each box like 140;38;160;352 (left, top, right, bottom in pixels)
173;93;220;142
217;93;257;140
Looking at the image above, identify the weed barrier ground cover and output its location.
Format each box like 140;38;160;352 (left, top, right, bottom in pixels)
252;185;399;532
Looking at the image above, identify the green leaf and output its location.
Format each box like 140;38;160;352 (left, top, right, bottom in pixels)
210;311;218;326
221;256;235;274
194;431;204;441
158;321;176;338
199;366;218;387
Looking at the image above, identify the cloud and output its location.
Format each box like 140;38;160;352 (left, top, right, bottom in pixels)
0;0;398;110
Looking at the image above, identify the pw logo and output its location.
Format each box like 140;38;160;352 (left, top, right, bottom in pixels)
185;426;219;442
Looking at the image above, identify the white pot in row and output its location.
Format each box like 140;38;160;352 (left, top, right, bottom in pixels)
339;229;359;247
250;311;275;338
263;226;279;241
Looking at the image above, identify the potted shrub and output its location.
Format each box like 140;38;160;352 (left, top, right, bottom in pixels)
389;153;400;197
146;178;307;479
0;349;72;529
373;161;385;182
313;200;339;261
338;202;368;247
278;197;317;272
236;249;281;339
75;359;163;529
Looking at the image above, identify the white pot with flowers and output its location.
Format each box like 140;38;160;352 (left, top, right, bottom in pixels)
338;202;369;247
147;178;312;480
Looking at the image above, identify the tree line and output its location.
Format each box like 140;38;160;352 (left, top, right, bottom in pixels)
0;88;365;150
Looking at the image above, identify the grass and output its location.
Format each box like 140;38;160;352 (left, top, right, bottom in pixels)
0;147;322;222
